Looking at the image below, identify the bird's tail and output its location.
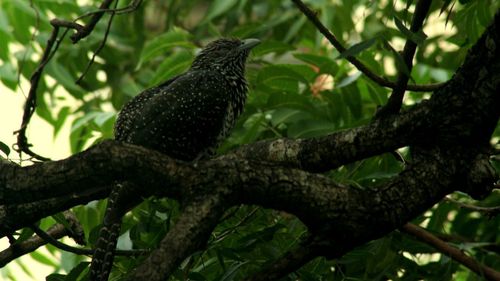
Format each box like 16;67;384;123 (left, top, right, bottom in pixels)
90;183;140;281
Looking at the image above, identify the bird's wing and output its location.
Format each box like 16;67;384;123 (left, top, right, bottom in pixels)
114;74;183;141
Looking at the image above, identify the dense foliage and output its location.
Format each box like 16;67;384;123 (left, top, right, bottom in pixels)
0;0;499;280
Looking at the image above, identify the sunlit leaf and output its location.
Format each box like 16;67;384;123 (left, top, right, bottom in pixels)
393;16;427;45
30;251;58;267
45;61;84;99
337;37;378;59
66;261;90;280
0;62;18;90
53;106;70;138
0;141;11;157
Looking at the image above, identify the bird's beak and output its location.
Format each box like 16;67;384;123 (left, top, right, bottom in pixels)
239;38;260;50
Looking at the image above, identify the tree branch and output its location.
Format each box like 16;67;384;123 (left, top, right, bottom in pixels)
0;223;66;267
290;0;444;92
0;223;148;268
402;223;500;281
376;0;433;118
127;197;226;281
69;0;115;43
75;0;118;84
14;22;60;161
14;0;143;161
445;197;500;217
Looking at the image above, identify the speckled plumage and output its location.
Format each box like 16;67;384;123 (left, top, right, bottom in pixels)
115;38;259;160
90;38;259;281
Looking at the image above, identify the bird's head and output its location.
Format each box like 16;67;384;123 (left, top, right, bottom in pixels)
191;38;260;72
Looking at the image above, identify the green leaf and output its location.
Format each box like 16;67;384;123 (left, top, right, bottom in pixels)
293;53;338;75
94;112;116;128
201;0;239;24
45;274;66;281
288;120;336;138
4;1;38;43
53;106;70;138
284;15;307;42
269;108;305;126
149;50;193;86
45;61;84;99
258;65;310;84
30;251;58;267
51;212;73;232
137;29;193;68
0;15;12;61
476;0;492;27
0;62;18;90
219;261;249;281
0;141;10;157
16;227;35;243
35;0;81;15
393;16;427;45
252;41;294;57
257;65;310;93
336;72;362;89
66;261;90;281
337;37;378;59
238;113;266;144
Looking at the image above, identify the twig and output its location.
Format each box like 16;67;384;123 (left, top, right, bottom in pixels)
445;197;500;217
0;223;68;267
17;0;41;93
69;0;143;43
75;0;118;84
50;19;84;32
402;223;500;281
14;23;61;161
30;225;148;257
290;0;444;92
376;0;433;118
213;207;260;243
70;0;115;43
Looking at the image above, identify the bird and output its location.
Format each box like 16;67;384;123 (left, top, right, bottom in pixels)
89;37;260;281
